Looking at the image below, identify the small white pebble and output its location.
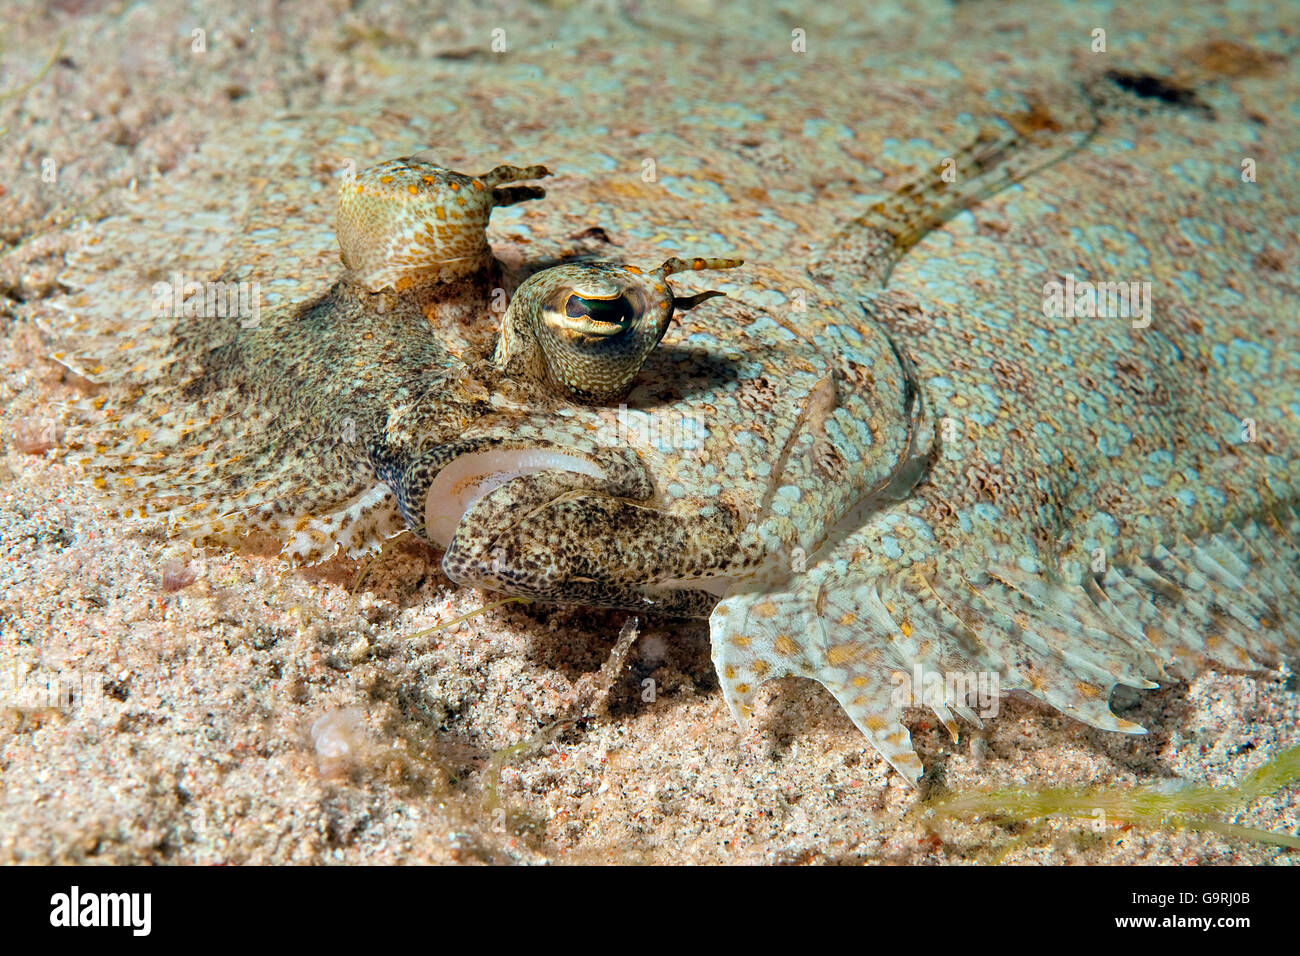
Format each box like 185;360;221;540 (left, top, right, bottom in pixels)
311;708;365;763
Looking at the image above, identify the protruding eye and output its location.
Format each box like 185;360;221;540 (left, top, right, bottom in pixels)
563;293;635;331
496;258;741;405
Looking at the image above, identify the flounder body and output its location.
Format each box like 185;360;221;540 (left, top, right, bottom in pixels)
45;9;1300;784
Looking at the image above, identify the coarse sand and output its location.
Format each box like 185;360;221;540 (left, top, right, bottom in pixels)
1;0;1297;864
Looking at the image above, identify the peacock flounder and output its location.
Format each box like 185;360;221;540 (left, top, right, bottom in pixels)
46;22;1299;784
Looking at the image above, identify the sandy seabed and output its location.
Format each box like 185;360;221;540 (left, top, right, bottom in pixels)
1;0;1297;864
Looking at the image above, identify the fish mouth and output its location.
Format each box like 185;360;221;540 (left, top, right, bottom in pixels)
423;447;608;549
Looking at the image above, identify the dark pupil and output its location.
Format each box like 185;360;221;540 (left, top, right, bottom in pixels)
566;294;632;326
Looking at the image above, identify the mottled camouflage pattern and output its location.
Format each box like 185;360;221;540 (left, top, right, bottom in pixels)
45;2;1299;783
